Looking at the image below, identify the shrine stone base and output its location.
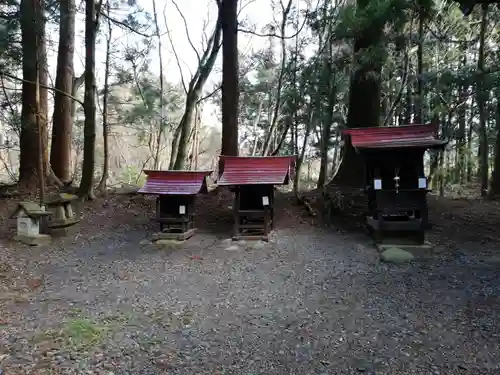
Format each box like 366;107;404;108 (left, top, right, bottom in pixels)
14;233;51;246
376;242;433;259
151;228;196;242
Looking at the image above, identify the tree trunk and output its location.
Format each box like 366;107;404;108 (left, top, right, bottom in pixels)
456;44;467;184
220;0;239;170
173;94;199;170
152;0;165;170
414;3;424;124
489;88;500;196
317;85;335;189
39;17;49;179
438;147;445;196
19;0;45;189
78;0;98;199
261;0;292;156
477;4;489;196
50;0;75;182
403;81;412;124
466;97;474;182
172;7;222;170
328;0;385;187
293;102;314;201
97;5;111;192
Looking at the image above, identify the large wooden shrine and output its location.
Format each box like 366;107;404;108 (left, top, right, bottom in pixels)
342;123;447;245
138;170;212;240
217;155;296;241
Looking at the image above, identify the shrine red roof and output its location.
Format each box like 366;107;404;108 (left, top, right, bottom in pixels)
138;170;212;195
343;123;447;150
218;155;296;186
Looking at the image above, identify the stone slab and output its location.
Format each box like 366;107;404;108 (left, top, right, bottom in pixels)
14;234;51;246
152;228;196;241
380;247;415;264
154;239;186;248
232;235;269;242
376;242;433;259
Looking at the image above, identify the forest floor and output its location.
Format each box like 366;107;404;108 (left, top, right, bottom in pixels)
0;187;499;375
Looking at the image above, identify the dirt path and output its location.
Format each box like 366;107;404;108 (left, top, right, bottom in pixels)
0;192;499;374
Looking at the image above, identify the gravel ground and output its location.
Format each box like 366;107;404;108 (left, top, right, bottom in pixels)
1;195;500;375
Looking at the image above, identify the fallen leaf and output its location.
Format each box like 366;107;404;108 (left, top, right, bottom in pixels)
27;277;44;290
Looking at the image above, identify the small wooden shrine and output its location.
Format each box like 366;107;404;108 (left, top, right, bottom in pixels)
11;202;52;245
343;123;447;245
217;155;296;241
138;170;212;241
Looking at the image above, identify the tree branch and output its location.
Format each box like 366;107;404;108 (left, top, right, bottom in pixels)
164;20;188;94
237;9;308;40
100;11;154;38
197;84;221;103
0;71;84;106
171;0;202;64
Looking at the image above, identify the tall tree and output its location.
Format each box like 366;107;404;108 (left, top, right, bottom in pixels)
78;0;100;198
97;2;112;192
50;0;76;183
220;0;239;168
19;0;46;188
328;0;388;187
476;3;488;196
169;0;223;170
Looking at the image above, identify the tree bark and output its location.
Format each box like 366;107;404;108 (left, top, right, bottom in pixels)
317;84;336;189
97;4;111;192
415;3;424;124
50;0;75;182
477;4;488;196
19;0;45;189
328;0;385;187
489;88;500;196
78;0;98;199
152;0;165;170
220;0;239;169
172;5;222;170
294;101;314;201
456;43;467;184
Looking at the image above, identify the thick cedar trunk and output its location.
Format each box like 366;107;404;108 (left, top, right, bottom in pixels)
19;0;45;189
219;0;239;171
329;0;385;187
39;23;49;178
78;0;97;199
50;0;75;182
